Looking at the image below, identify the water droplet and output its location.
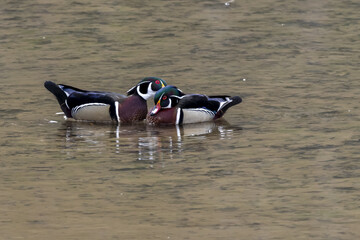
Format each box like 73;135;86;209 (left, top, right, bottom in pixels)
225;0;234;6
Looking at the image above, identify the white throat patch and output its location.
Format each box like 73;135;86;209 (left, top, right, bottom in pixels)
137;84;154;100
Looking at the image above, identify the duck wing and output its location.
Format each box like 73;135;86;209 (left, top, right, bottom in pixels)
178;94;227;112
66;91;126;109
45;81;126;104
178;94;242;113
177;94;212;109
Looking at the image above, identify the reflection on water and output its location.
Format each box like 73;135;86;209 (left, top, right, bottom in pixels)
60;120;238;162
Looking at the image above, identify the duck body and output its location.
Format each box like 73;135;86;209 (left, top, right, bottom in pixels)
44;77;167;123
147;86;242;125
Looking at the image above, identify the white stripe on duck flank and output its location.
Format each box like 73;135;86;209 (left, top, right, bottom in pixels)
176;108;182;125
115;101;120;122
72;103;108;114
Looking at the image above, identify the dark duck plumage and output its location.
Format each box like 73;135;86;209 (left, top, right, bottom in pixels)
147;85;242;125
44;77;167;123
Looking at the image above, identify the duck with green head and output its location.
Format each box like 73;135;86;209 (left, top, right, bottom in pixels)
44;77;167;123
147;85;242;125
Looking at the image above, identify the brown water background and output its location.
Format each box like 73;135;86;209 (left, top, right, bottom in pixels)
1;0;359;239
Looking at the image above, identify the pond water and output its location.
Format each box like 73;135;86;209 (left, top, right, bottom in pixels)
1;0;359;239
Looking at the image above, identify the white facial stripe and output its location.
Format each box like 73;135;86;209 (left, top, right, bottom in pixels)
148;82;153;92
157;93;171;109
127;85;136;94
164;99;172;109
137;82;154;100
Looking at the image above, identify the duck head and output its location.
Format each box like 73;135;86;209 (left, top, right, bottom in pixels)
127;77;167;100
150;85;185;116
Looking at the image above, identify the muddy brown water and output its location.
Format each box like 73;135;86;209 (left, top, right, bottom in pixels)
1;0;359;239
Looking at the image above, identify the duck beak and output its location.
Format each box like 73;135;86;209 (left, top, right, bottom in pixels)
161;81;165;88
150;100;161;116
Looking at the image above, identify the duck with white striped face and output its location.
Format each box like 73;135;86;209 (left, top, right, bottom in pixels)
147;85;242;125
44;77;167;123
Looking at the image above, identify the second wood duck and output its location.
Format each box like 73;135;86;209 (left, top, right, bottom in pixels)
44;77;167;123
147;85;242;125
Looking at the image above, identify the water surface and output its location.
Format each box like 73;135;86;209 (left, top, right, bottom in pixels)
1;0;359;239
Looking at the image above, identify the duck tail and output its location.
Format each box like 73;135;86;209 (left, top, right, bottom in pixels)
44;81;72;117
44;81;67;105
215;96;242;119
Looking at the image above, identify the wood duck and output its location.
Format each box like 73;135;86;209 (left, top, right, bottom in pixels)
147;85;242;125
44;77;167;123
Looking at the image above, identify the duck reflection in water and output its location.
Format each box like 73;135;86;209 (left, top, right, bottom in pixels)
58;120;239;162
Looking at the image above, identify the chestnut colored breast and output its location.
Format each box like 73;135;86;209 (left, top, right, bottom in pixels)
146;108;177;125
118;95;148;123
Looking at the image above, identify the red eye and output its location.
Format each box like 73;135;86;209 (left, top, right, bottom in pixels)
155;80;160;85
162;96;167;100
